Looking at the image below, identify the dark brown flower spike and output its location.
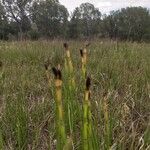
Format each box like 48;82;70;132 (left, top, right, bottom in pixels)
86;76;91;91
44;63;49;70
57;69;62;80
52;67;58;77
0;61;2;68
52;67;62;80
80;49;83;57
63;43;68;50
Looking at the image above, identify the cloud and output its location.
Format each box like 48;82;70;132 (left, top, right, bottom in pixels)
97;2;112;7
60;0;150;14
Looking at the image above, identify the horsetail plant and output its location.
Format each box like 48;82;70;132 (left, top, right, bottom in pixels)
0;61;3;79
80;49;86;78
0;61;2;68
63;43;75;88
80;43;90;78
82;77;93;150
52;67;66;149
63;43;73;74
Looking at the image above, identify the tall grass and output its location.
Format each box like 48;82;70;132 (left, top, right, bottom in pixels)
0;40;149;149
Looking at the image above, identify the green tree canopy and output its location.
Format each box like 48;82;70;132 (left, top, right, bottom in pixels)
0;2;9;39
69;3;101;38
102;7;150;41
31;0;69;38
2;0;32;39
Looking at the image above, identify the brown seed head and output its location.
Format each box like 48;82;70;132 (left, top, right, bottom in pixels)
63;43;68;50
52;67;58;78
0;61;2;68
52;67;62;80
57;69;62;80
44;63;49;70
86;76;91;90
80;49;83;57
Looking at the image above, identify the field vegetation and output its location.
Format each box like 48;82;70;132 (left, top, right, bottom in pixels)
0;40;150;149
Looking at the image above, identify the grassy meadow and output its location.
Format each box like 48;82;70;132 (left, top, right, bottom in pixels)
0;40;150;150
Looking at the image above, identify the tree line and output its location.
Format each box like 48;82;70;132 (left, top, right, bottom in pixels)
0;0;150;41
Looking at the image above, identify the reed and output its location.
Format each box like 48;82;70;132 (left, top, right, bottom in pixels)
0;61;3;79
82;77;93;150
80;49;86;78
80;43;90;78
64;43;73;73
52;67;66;149
63;43;75;88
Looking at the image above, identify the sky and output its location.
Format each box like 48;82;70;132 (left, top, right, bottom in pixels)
59;0;150;14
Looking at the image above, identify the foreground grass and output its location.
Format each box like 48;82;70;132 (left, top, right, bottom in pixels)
0;40;150;149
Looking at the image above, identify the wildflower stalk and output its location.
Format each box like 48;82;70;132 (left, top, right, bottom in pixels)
52;67;66;149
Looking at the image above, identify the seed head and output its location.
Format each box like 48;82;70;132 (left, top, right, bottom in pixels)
52;67;58;77
52;67;62;80
80;49;83;57
63;43;68;50
57;69;62;80
0;61;2;68
86;76;91;90
44;63;49;70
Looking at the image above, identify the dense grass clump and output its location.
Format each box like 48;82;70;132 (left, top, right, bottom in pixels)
0;40;150;149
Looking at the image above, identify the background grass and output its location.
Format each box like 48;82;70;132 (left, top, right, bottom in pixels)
0;40;150;149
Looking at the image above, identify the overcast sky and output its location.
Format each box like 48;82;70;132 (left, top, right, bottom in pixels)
59;0;150;14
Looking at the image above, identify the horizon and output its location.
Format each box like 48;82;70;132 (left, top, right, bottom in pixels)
59;0;150;14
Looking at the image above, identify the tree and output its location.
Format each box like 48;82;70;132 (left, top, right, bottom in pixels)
0;2;9;40
119;7;150;41
69;3;101;38
2;0;32;39
102;7;150;41
68;7;82;38
31;0;69;38
0;0;150;41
